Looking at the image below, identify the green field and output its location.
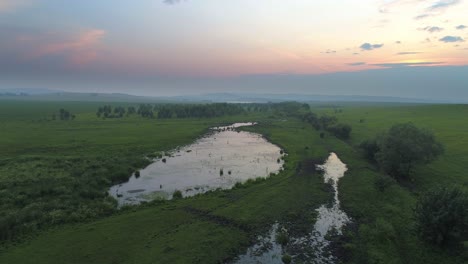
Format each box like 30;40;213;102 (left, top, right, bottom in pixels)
318;104;468;263
0;101;466;263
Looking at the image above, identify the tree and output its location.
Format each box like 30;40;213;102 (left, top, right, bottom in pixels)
137;104;154;118
327;123;352;140
359;138;380;162
127;106;136;115
113;106;125;118
415;186;468;247
319;115;338;129
302;112;320;130
375;123;444;178
58;109;73;121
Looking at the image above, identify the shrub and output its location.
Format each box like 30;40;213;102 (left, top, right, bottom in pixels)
414;186;468;247
359;138;379;162
376;123;444;178
281;254;292;264
374;175;395;192
327;123;352;140
276;231;289;246
172;190;183;199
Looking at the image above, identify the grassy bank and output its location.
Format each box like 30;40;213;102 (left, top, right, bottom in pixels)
313;103;468;263
0;100;260;241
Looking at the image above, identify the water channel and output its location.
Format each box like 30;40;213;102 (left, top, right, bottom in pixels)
234;153;350;264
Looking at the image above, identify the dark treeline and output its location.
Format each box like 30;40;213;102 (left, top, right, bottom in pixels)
302;112;352;140
96;103;246;119
52;109;75;121
96;105;129;118
95;102;311;120
155;103;245;119
244;102;310;117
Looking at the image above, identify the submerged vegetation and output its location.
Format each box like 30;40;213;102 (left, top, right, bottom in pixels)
0;100;467;263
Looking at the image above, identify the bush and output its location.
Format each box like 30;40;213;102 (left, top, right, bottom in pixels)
414;186;468;247
359;138;379;162
327;123;352;140
281;254;292;264
375;123;444;178
276;231;289;246
172;190;183;199
374;175;395;192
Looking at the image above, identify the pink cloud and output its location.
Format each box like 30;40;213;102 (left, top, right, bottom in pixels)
0;0;33;12
33;29;106;65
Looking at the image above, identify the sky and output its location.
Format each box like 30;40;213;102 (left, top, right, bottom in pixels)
0;0;467;100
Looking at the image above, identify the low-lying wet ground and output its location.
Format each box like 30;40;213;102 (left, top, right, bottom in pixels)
109;123;284;205
233;153;350;264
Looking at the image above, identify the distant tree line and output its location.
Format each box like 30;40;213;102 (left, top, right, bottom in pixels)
96;103;246;119
96;105;130;118
302;112;352;140
52;109;75;121
243;102;310;117
0;92;28;97
154;103;245;118
94;102;316;120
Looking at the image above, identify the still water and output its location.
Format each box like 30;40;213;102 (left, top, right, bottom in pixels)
109;123;284;205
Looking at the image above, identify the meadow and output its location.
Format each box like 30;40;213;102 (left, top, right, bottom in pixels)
0;100;466;263
313;104;468;263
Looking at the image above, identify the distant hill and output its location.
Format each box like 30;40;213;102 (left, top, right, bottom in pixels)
0;90;168;103
168;93;450;103
0;88;61;95
0;89;460;104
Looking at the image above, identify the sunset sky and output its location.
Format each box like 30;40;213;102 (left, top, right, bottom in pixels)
1;0;467;99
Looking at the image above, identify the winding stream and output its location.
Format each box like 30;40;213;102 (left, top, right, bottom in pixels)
109;123;284;205
234;152;350;264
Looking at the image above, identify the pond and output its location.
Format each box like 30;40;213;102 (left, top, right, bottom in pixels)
109;123;284;205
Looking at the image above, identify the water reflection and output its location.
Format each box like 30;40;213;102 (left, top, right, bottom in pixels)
233;153;350;264
109;123;284;205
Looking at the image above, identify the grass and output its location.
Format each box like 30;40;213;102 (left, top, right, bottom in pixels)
313;103;468;263
0;101;467;263
0;100;330;263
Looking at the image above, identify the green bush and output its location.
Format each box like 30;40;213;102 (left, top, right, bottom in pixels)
172;190;183;199
359;138;379;162
327;123;352;140
374;175;395;192
276;231;289;246
414;186;468;247
281;254;292;264
375;123;444;179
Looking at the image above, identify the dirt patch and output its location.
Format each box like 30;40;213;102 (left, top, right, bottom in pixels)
298;158;324;174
